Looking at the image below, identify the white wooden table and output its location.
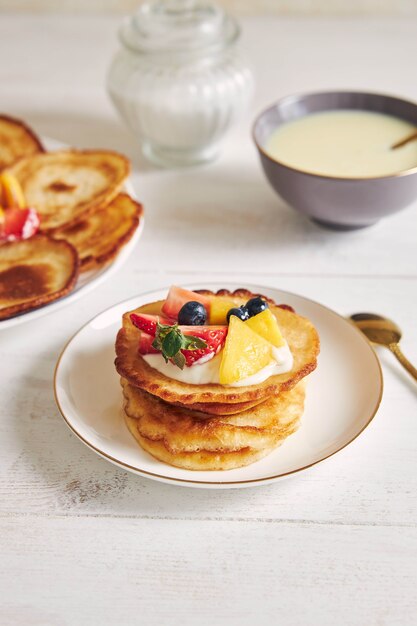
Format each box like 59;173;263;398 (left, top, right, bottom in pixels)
1;14;416;626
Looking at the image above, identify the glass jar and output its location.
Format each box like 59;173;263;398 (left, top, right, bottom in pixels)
107;0;253;167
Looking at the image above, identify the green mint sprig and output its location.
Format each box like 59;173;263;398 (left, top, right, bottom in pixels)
152;322;207;370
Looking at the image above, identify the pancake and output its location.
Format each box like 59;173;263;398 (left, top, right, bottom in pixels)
123;379;306;470
8;150;130;231
53;192;143;271
168;396;266;416
128;435;278;471
115;289;320;406
0;235;78;319
0;114;44;171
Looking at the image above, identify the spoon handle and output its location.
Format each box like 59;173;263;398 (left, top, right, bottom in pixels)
391;129;417;150
389;343;417;381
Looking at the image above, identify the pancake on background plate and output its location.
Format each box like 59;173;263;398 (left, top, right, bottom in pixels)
0;113;143;321
0;235;78;320
0;114;44;171
53;192;143;271
8;149;130;230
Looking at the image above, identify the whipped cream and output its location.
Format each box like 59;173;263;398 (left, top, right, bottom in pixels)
142;342;293;387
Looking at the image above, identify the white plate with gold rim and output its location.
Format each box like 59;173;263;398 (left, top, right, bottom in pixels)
54;283;383;489
0;138;144;330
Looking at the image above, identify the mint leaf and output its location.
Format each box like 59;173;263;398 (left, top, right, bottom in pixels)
162;329;183;358
152;322;208;369
171;351;186;370
182;335;207;350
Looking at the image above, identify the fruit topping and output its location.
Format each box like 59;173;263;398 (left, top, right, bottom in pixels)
138;332;160;354
152;322;208;369
0;206;40;242
226;306;249;322
179;325;228;366
178;301;207;326
208;296;236;324
0;172;26;209
130;313;173;336
245;296;269;317
245;309;285;348
219;316;272;385
161;286;211;320
0;173;40;242
138;321;228;369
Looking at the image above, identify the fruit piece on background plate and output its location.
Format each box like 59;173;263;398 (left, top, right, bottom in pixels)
130;313;173;336
180;325;228;366
0;172;26;208
161;286;211;319
208;296;237;324
245;309;285;348
0;206;40;242
219;316;272;384
138;332;160;354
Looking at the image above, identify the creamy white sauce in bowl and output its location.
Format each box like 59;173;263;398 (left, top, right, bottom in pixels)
265;110;417;178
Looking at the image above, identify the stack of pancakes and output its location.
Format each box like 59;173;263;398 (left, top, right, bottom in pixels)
115;289;320;471
0;114;143;320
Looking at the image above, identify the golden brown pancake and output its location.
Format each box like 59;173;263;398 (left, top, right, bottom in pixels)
168;396;266;416
130;436;278;472
0;114;44;171
0;235;78;319
8;150;130;231
53;192;143;271
123;378;306;470
115;289;320;406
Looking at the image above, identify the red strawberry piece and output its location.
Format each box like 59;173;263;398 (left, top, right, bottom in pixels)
161;285;211;320
130;313;173;336
0;207;40;242
278;304;295;313
180;325;228;366
138;332;160;355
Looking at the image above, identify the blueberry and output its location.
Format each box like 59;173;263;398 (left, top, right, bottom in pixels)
178;301;207;325
227;306;250;323
245;297;268;318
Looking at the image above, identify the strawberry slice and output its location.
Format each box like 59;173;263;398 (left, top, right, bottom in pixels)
180;325;228;366
161;285;211;320
138;332;160;355
0;207;40;242
130;313;173;336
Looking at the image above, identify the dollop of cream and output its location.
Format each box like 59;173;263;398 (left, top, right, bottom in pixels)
142;342;293;387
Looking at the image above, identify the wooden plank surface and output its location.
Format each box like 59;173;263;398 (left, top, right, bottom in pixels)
0;13;416;626
1;517;416;626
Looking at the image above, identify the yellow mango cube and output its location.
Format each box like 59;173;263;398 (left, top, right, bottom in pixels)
0;172;26;208
209;297;236;325
219;316;273;384
245;309;285;348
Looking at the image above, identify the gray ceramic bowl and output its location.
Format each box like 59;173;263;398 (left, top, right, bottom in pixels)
253;91;417;229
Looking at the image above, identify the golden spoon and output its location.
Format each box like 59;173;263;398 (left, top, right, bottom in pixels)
350;313;417;381
391;129;417;150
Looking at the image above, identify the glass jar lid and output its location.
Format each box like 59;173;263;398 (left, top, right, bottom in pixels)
119;0;240;55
